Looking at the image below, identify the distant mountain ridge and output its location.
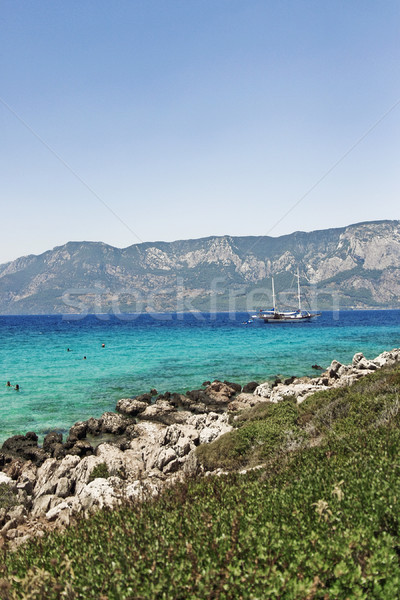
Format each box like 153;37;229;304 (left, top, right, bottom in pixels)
1;220;400;314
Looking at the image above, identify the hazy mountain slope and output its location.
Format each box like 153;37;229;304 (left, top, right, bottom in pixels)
0;220;399;314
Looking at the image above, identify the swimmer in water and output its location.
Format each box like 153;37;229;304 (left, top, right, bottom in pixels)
6;381;11;387
15;384;20;391
102;343;105;348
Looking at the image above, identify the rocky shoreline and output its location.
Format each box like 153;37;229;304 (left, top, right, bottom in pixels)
1;348;400;549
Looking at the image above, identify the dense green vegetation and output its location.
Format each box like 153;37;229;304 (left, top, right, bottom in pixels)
2;365;400;598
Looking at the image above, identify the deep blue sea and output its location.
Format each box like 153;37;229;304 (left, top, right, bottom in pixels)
0;311;399;443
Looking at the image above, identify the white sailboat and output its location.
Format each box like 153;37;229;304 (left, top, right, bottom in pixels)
253;269;321;323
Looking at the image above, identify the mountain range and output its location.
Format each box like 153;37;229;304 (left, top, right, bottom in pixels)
1;220;400;314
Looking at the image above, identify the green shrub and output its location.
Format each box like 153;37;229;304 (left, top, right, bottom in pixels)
197;399;300;470
89;463;110;482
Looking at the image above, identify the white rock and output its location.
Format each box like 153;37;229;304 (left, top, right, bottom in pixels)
182;452;199;476
373;349;400;368
163;458;181;474
7;504;27;521
77;477;123;514
164;423;199;445
156;447;176;471
0;473;13;487
95;443;126;476
174;437;192;458
337;364;352;377
357;357;377;370
31;494;55;517
373;354;389;368
16;476;34;495
328;360;342;376
46;501;70;522
125;480;144;500
335;374;359;388
205;412;219;422
55;477;71;498
140;401;174;422
163;424;182;446
269;381;329;404
72;455;104;495
62;495;82;516
199;427;220;444
33;459;58;495
181;426;200;444
34;455;80;499
131;422;165;447
19;462;38;490
116;397;148;416
352;352;364;367
101;412;128;434
187;414;207;430
228;393;261;411
125;480;159;501
254;382;272;398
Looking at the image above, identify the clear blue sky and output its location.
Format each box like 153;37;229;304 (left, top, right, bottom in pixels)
1;0;399;264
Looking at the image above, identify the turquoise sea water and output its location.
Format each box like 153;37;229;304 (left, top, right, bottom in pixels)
1;311;399;443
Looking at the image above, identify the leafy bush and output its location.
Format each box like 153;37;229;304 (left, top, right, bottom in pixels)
89;462;110;482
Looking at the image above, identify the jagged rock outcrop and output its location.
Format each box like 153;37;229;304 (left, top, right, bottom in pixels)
1;432;48;466
254;349;400;403
116;396;150;416
0;381;241;546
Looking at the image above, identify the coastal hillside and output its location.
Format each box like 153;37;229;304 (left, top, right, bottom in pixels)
2;359;400;598
0;220;400;314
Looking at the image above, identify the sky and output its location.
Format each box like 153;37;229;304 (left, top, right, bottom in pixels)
1;0;399;264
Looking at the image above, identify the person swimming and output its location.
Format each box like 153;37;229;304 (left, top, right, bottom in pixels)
15;384;20;391
6;381;11;387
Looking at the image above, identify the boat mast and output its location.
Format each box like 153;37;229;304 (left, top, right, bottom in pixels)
272;277;277;313
297;267;301;311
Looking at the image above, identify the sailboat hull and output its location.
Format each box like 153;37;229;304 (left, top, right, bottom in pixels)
262;312;319;323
